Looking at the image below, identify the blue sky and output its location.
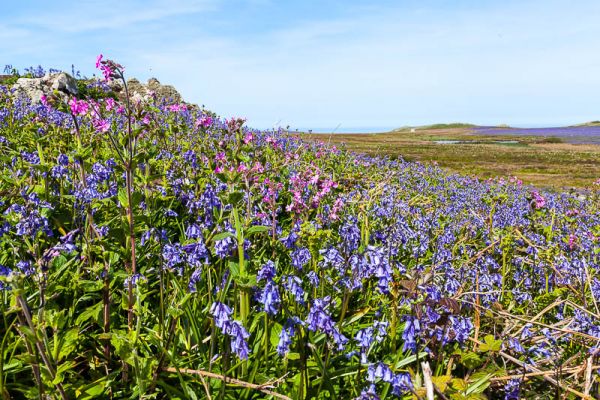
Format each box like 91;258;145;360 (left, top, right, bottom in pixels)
2;0;600;131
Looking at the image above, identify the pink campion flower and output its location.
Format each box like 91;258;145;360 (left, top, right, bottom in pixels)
251;162;264;173
69;98;89;115
95;54;123;81
167;104;186;112
100;65;113;81
116;106;125;114
142;115;151;125
215;152;226;163
68;98;78;113
237;163;248;173
508;176;523;185
309;174;320;185
243;132;254;144
568;234;577;250
531;191;546;209
105;98;116;111
226;117;246;133
330;198;344;221
195;115;213;128
40;95;49;107
215;166;224;174
93;119;110;133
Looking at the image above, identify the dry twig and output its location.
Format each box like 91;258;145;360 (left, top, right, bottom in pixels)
163;367;291;400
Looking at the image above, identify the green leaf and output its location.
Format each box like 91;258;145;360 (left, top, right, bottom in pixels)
479;335;502;353
458;351;484;369
118;188;129;207
431;375;451;393
228;261;240;277
246;225;271;235
58;328;80;361
466;373;492;395
270;322;283;348
213;231;235;242
75;302;103;326
228;191;244;205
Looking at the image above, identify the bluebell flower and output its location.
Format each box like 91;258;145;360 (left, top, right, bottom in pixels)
307;271;319;287
224;320;250;359
319;247;344;269
277;323;295;356
306;297;348;351
257;281;280;315
162;243;185;271
21;151;40;164
356;384;380;400
210;302;233;329
214;236;236;259
390;372;413;396
280;230;299;249
257;260;276;282
446;316;473;345
366;362;393;383
0;265;12;290
183;241;209;267
355;327;374;349
185;224;203;240
506;337;525;353
16;260;34;276
402;315;420;353
291;247;311;270
188;268;202;292
57;154;69;166
340;220;360;253
503;378;521;400
163;209;177;217
282;275;305;304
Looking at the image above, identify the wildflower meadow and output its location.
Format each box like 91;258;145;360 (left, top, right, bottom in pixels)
1;57;599;399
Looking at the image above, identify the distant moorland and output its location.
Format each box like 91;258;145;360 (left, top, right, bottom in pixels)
305;123;600;189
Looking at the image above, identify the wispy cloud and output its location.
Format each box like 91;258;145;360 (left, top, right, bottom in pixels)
14;0;216;33
3;0;600;129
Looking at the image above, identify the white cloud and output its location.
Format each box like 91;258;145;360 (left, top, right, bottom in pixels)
4;0;600;128
14;0;217;33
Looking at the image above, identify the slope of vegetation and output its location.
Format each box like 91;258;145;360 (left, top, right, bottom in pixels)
1;58;600;399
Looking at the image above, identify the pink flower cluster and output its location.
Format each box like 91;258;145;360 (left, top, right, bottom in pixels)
195;115;213;129
226;117;246;133
286;167;338;215
167;104;187;112
262;178;283;207
531;191;546;209
95;54;122;82
69;98;89;115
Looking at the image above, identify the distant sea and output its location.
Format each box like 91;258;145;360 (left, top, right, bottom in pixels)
287;126;394;134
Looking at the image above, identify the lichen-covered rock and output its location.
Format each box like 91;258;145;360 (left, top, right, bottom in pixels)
146;78;182;103
108;77;183;104
12;72;78;103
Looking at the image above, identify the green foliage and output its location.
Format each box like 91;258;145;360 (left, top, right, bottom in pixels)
0;60;599;400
